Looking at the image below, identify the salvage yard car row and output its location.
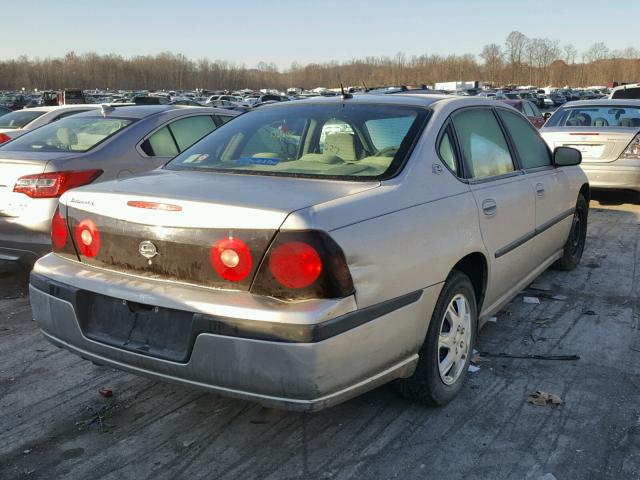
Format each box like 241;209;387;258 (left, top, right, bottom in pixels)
0;92;599;412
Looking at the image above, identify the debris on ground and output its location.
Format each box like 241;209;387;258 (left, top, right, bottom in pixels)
468;364;480;373
98;387;113;398
479;352;580;361
523;296;541;305
582;310;597;316
487;316;497;323
529;283;552;292
528;391;564;406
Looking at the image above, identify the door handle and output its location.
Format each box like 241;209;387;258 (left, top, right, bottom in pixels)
536;183;545;197
482;199;497;217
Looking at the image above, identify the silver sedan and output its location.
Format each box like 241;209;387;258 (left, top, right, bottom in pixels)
30;95;588;411
0;105;237;262
541;99;640;193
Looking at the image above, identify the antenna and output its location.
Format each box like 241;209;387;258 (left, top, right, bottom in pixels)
340;83;353;100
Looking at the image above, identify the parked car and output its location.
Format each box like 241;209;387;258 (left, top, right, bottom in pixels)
0;105;237;262
499;99;546;129
609;83;640;100
29;95;588;412
541;99;640;193
0;105;104;144
0;94;26;110
0;106;11;117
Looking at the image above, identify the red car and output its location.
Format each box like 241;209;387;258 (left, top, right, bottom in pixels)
499;99;546;129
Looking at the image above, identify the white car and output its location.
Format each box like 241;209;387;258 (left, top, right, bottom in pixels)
0;105;102;144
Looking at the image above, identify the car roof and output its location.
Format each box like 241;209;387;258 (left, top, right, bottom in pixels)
256;93;497;109
558;99;640;108
68;105;236;119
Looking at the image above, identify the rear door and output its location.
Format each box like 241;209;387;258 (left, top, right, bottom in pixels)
450;107;536;308
497;107;573;263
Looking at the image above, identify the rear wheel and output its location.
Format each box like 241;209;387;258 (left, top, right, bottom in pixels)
553;194;588;271
394;271;477;406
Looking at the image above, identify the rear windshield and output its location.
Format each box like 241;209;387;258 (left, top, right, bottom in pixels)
166;103;428;180
610;87;640;100
546;106;640;128
0;110;45;129
1;116;133;153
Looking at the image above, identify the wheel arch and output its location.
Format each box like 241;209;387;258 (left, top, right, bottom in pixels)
450;252;488;313
579;183;590;204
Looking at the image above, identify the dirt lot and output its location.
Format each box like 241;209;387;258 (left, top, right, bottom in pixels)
1;192;639;480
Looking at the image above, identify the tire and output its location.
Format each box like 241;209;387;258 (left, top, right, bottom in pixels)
394;271;477;406
553;194;588;271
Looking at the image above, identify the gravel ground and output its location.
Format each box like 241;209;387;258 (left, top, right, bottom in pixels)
0;191;639;480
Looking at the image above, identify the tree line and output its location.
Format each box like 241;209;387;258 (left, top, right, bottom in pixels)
1;32;638;91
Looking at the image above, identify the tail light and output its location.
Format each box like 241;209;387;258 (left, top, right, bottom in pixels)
0;133;11;144
210;237;253;282
74;219;100;257
51;207;68;250
620;133;640;159
251;231;354;301
14;169;103;198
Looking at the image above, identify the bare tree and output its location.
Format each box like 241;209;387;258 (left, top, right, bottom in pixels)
480;43;503;84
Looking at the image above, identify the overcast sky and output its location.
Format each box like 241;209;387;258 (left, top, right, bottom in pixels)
3;0;636;68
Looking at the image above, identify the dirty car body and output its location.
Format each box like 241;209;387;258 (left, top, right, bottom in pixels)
30;95;589;411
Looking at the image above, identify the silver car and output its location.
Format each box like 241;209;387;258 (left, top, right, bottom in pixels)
541;99;640;192
0;105;237;262
30;95;588;411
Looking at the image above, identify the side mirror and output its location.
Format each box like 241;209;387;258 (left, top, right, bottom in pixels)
554;146;581;167
543;112;552;120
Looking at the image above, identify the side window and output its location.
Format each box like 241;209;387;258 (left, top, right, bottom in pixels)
452;108;515;180
438;128;458;174
217;115;234;124
522;102;535;117
143;126;179;157
168;115;217;151
529;102;541;117
497;109;552;169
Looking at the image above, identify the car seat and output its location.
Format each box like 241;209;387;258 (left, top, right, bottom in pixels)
324;133;358;161
618;118;633;127
575;113;592;126
592;118;609;127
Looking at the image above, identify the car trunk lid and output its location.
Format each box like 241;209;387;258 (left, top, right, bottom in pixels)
541;127;639;163
60;170;378;290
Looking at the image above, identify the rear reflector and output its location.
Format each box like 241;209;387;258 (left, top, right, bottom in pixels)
75;219;100;257
210;237;252;282
0;133;11;144
127;201;182;211
14;169;103;198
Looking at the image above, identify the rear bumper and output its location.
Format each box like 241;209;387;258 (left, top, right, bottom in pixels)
0;200;56;262
581;163;640;192
30;254;440;411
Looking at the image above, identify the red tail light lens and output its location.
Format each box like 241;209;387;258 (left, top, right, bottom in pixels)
251;230;354;300
269;241;322;289
74;219;100;257
0;133;11;144
210;237;252;282
13;169;103;198
51;207;68;250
